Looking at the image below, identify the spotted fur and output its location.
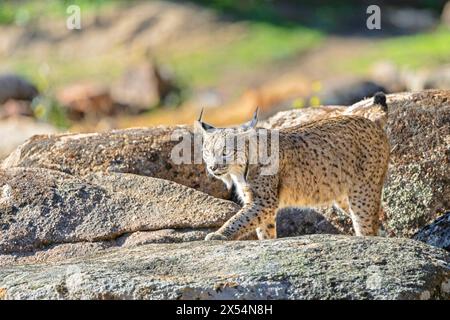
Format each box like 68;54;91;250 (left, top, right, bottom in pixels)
196;96;390;241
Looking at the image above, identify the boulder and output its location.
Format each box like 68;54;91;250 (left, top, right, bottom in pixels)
0;235;448;300
1;126;230;199
382;90;449;237
56;82;115;120
111;62;175;111
414;212;450;251
0;167;239;265
0;74;38;104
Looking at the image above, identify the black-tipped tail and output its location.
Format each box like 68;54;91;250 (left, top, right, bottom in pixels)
373;91;387;112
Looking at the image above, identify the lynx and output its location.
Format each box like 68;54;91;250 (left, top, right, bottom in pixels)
195;93;390;240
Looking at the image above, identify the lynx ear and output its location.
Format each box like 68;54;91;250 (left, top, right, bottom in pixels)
195;108;215;133
241;107;258;130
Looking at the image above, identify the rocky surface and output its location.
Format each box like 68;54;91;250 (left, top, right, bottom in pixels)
3;90;449;238
276;208;340;238
0;235;449;300
414;212;450;251
0;167;238;265
2;126;229;199
382;90;449;237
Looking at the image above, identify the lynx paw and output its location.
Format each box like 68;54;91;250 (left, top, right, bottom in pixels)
205;232;227;241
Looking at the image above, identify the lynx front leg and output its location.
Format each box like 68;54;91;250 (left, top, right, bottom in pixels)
256;216;277;240
205;171;279;241
205;202;277;240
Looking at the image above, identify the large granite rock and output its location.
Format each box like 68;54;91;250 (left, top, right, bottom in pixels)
0;167;239;265
2;126;229;199
0;235;448;300
382;90;449;237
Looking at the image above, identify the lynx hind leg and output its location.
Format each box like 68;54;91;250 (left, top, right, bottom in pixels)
348;184;382;236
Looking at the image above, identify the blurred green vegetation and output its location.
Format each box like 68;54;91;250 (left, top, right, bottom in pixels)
31;95;70;129
7;54;124;93
162;23;323;87
183;0;283;24
0;0;117;25
339;27;450;74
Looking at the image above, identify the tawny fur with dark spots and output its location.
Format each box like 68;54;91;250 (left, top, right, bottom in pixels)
196;94;390;240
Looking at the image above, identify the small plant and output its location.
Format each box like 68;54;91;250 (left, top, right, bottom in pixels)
31;95;70;129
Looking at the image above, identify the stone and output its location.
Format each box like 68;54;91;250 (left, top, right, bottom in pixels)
56;82;115;120
0;167;239;262
0;235;448;300
111;62;175;111
260;92;388;130
413;212;450;251
371;61;407;92
381;90;449;237
0;74;38;104
1;126;230;199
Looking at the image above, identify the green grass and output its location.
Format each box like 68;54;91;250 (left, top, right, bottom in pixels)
4;53;125;93
339;27;450;74
162;23;323;86
0;0;120;25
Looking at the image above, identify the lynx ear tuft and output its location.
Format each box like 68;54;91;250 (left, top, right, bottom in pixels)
242;107;258;130
195;108;216;132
